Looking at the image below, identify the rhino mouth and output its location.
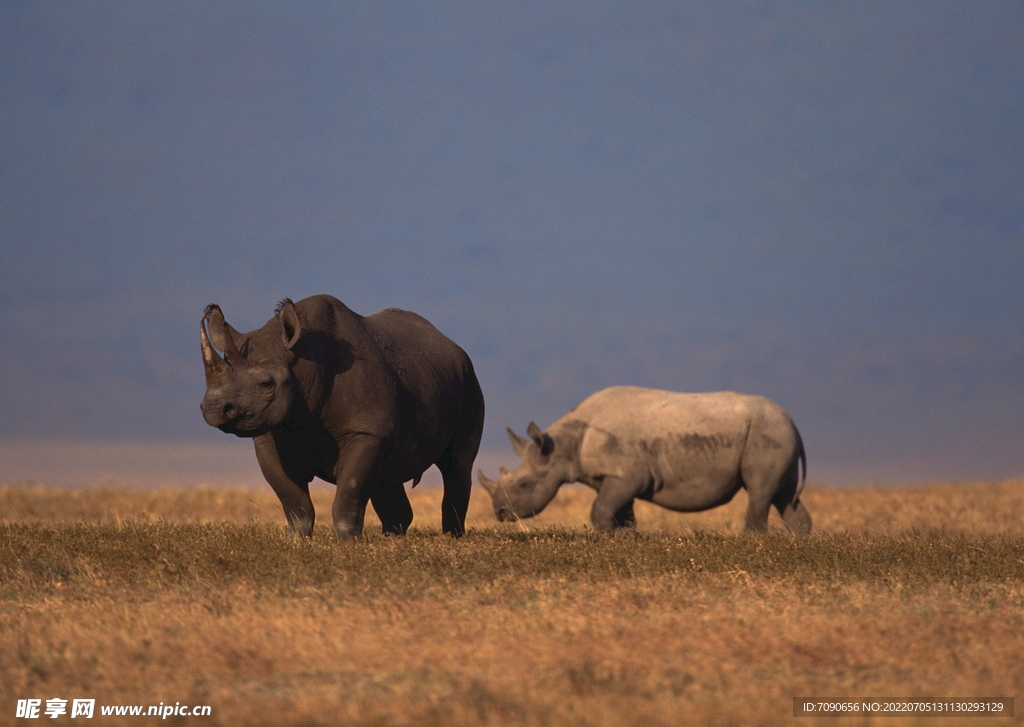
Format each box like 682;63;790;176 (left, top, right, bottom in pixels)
219;422;250;437
201;397;273;437
218;418;269;438
210;409;267;438
496;506;537;522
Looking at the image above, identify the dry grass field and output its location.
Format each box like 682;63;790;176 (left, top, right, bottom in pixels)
1;480;1023;726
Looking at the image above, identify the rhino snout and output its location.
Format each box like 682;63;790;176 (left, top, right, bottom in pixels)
200;397;243;430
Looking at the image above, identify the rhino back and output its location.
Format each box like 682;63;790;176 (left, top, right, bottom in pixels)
289;295;397;428
569;386;766;437
567;387;793;501
361;307;480;476
363;307;473;403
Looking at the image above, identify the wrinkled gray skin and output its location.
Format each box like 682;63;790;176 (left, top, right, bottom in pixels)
200;294;484;538
478;386;810;534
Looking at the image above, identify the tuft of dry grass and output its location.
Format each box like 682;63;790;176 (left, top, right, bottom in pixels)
0;480;1022;726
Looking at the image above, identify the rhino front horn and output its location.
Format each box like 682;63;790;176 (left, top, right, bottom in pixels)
200;308;226;376
477;470;498;495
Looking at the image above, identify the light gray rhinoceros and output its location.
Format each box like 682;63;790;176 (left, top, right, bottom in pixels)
477;386;811;534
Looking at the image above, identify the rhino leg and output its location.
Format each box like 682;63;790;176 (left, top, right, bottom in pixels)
254;434;315;537
435;378;484;538
777;498;812;535
436;447;473;537
590;478;641;532
370;482;413;535
331;435;385;538
771;469;811;535
741;487;773;533
739;468;774;533
741;445;802;533
756;452;811;535
332;485;369;539
612;500;637;529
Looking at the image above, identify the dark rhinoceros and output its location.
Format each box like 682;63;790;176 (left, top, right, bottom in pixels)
478;386;810;534
200;294;484;538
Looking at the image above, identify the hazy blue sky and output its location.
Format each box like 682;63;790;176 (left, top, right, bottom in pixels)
1;2;1022;484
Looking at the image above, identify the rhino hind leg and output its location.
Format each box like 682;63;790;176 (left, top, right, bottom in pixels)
370;482;413;535
436;448;473;537
741;448;806;534
769;463;811;535
776;497;812;535
435;375;484;538
741;490;773;533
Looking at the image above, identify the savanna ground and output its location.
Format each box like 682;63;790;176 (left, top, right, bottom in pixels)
1;480;1023;726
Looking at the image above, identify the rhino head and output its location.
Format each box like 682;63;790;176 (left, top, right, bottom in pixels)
199;300;303;437
477;423;567;522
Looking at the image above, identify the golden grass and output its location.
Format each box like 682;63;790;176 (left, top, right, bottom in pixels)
1;480;1023;726
4;478;1023;536
5;579;1022;726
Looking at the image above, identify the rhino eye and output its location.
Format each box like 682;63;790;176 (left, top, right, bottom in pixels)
257;376;275;392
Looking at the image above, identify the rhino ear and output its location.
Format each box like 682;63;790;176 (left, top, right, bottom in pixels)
527;422;554;456
278;300;302;350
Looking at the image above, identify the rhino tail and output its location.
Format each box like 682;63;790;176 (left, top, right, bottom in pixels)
794;425;807;498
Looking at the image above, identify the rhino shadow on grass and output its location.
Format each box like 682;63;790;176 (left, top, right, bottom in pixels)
478;386;811;534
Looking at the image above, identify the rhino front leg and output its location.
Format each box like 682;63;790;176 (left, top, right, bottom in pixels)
612;500;637;529
254;434;315;537
331;435;385;538
590;478;641;532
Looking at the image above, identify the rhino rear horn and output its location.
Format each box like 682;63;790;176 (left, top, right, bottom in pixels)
506;427;530;457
